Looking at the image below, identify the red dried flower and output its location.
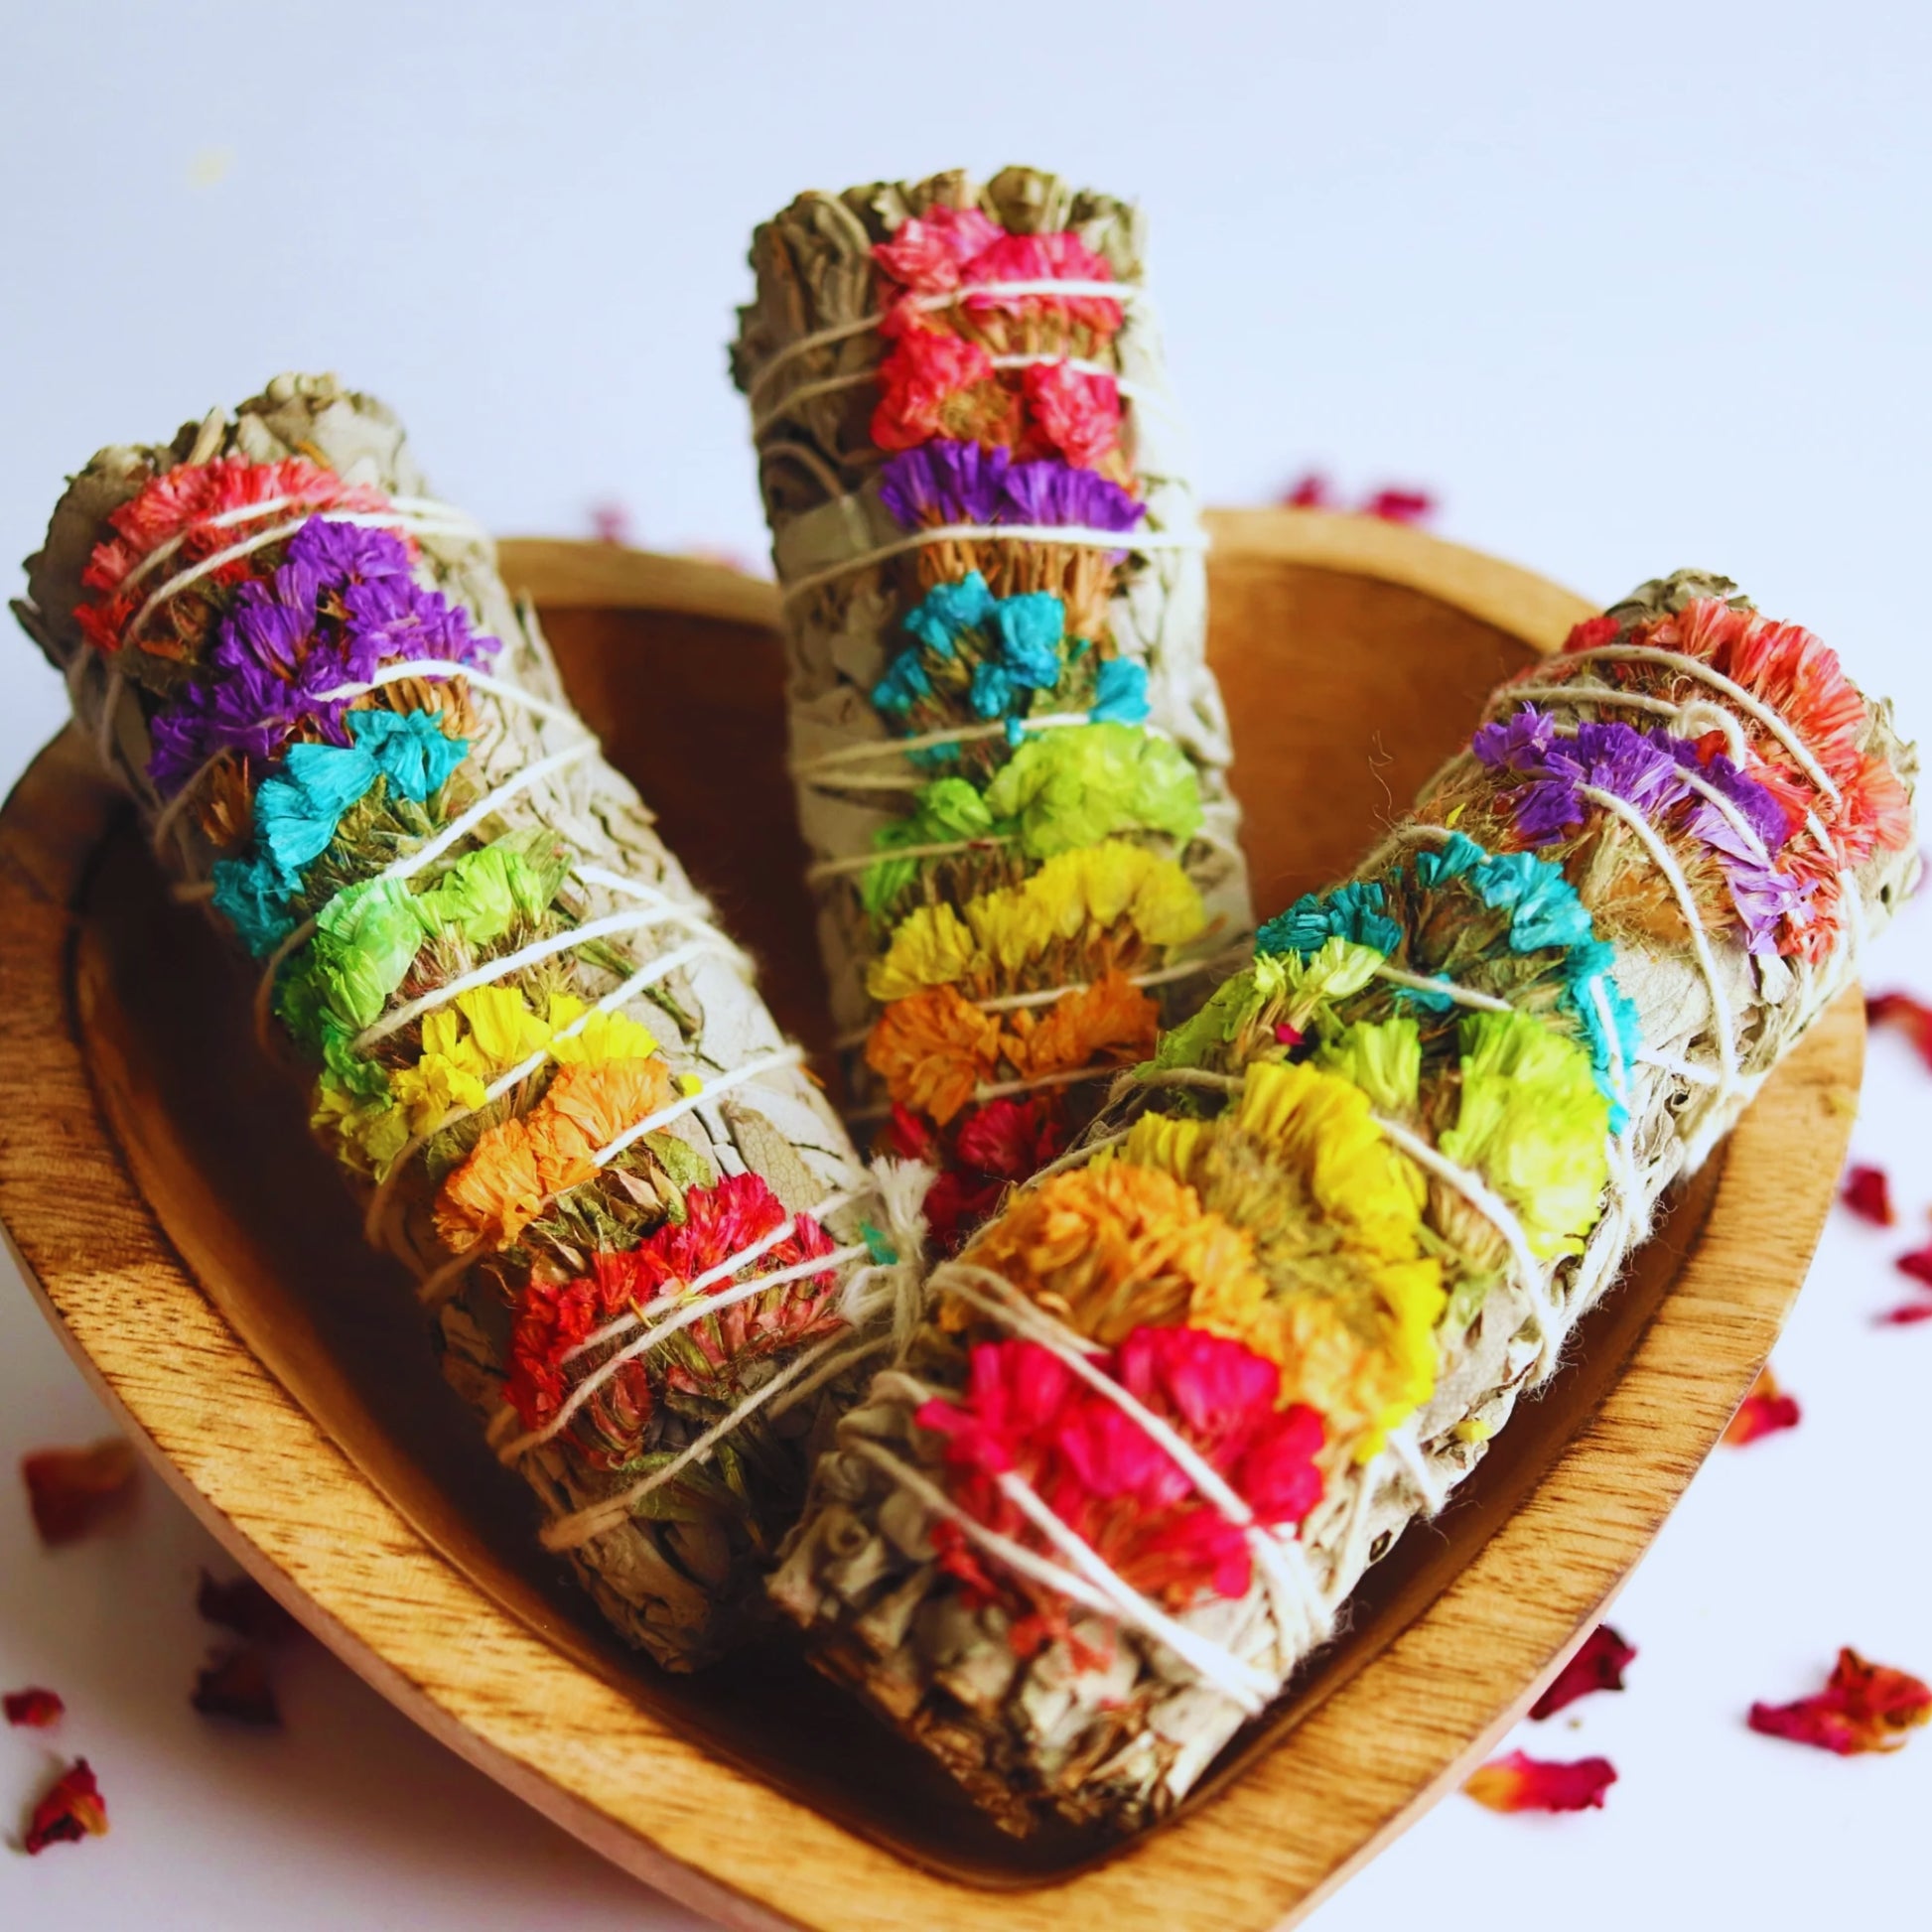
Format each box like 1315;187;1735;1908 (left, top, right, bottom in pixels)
22;1438;137;1545
1867;992;1932;1070
1724;1367;1801;1447
1748;1647;1932;1755
914;1326;1324;1612
1021;361;1122;472
1841;1163;1895;1225
872;326;1002;453
960;231;1125;339
505;1173;842;1435
1282;473;1334;509
952;1096;1067;1184
1530;1625;1636;1720
3;1687;65;1728
198;1571;300;1644
191;1647;281;1727
1362;487;1436;525
23;1758;108;1855
1563;614;1623;655
872;205;1005;296
1464;1750;1616;1813
1894;1241;1932;1288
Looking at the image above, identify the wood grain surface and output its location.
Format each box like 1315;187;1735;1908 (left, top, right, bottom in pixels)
0;514;1863;1931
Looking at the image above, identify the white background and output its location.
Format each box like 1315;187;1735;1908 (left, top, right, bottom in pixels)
2;3;1928;1926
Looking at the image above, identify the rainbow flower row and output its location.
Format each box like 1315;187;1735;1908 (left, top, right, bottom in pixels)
830;203;1221;1249
78;458;842;1480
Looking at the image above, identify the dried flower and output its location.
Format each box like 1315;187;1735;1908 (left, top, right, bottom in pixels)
872;204;1004;294
1841;1162;1895;1225
22;1438;137;1545
3;1687;65;1728
1463;1750;1616;1813
1894;1242;1932;1289
866;986;1005;1126
22;1759;108;1854
1003;973;1159;1080
1724;1366;1801;1446
1530;1625;1635;1720
1021;361;1122;472
914;1326;1322;1610
1748;1647;1932;1754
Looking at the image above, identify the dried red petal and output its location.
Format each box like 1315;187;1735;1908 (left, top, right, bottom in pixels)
197;1570;300;1644
1894;1241;1932;1288
1724;1367;1801;1446
191;1646;281;1726
1363;487;1436;525
1877;1302;1932;1326
22;1758;107;1854
1841;1163;1895;1225
3;1687;65;1727
1867;991;1932;1071
1464;1750;1617;1813
1530;1625;1635;1721
21;1438;137;1545
1748;1647;1932;1755
1282;472;1333;509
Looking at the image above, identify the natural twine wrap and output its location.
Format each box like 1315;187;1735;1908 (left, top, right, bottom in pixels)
771;571;1917;1834
731;168;1251;1129
17;374;920;1670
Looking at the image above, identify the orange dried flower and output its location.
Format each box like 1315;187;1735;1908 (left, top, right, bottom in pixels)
435;1057;675;1251
1749;1647;1932;1754
1003;971;1158;1081
867;986;1004;1126
21;1438;137;1545
1464;1750;1616;1813
965;1163;1267;1345
23;1758;108;1854
1724;1366;1801;1447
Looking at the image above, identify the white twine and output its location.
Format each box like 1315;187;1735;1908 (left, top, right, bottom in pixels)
845;1059;1123;1126
780;520;1208;610
751;353;1175;441
742;277;1155;405
793;711;1172;785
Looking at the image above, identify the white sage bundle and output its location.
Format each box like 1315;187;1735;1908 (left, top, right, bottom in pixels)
733;166;1252;1253
16;374;925;1669
772;571;1916;1831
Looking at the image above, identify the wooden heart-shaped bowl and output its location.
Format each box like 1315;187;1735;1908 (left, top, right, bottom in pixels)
0;509;1860;1931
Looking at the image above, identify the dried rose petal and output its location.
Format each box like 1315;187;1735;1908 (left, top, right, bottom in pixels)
1878;1302;1932;1325
1530;1625;1636;1720
1464;1749;1616;1813
1724;1367;1801;1446
191;1647;281;1727
197;1571;300;1645
1867;991;1932;1071
1841;1163;1895;1225
1894;1241;1932;1288
1363;487;1436;525
3;1687;65;1728
23;1758;107;1854
21;1438;137;1545
1748;1646;1932;1755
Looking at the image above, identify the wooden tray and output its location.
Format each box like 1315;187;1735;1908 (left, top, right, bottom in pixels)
0;509;1861;1931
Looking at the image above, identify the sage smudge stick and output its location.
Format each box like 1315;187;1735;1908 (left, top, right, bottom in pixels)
772;572;1917;1833
733;167;1252;1251
16;374;926;1670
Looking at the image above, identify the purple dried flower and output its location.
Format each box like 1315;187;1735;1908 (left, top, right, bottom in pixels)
144;514;496;795
879;441;1012;528
999;459;1146;534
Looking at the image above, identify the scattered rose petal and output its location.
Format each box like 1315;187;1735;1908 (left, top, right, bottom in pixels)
21;1439;137;1545
1841;1163;1895;1226
587;499;633;546
1531;1625;1636;1720
1362;486;1437;525
191;1647;281;1727
197;1571;300;1645
1866;991;1932;1071
1724;1367;1801;1446
3;1687;65;1728
1283;472;1334;509
1877;1302;1932;1326
1749;1647;1932;1755
22;1759;107;1855
1464;1749;1617;1813
1894;1241;1932;1289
